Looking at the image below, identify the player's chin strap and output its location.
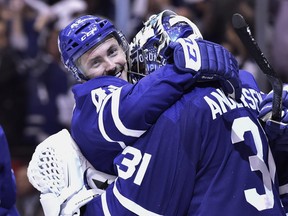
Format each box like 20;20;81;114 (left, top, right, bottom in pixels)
40;187;102;216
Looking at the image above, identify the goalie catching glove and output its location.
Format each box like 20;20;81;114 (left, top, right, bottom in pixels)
164;37;241;100
27;129;116;216
258;84;288;151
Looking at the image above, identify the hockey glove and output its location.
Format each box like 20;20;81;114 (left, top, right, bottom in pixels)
258;85;288;151
164;37;241;100
27;129;116;216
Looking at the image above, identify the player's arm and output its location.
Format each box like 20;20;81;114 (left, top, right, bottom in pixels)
117;37;242;126
81;38;241;143
0;126;19;215
258;84;288;214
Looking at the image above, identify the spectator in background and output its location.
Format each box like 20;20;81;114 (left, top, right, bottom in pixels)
126;0;201;40
15;163;43;216
84;0;114;20
24;0;87;31
0;12;27;153
196;0;271;93
0;1;83;212
1;0;83;149
23;20;75;147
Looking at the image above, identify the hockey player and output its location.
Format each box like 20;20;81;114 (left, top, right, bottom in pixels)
28;10;287;215
57;12;241;175
79;12;287;215
0;125;20;215
259;85;288;213
28;10;243;215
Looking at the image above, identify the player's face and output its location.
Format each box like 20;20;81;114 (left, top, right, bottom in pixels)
78;37;128;81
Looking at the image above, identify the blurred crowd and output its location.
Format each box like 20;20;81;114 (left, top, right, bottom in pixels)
0;0;286;215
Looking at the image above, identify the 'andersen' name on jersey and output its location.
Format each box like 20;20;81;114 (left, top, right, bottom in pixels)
204;88;263;120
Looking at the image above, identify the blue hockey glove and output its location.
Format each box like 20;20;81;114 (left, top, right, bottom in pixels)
258;85;288;151
164;37;241;100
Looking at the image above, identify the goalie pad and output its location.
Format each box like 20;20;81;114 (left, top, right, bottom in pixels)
27;129;116;215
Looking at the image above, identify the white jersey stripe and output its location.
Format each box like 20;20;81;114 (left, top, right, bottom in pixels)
113;182;162;216
279;183;288;195
111;88;146;137
98;93;126;149
101;192;111;216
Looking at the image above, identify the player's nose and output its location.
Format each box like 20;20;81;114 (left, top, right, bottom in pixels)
104;58;117;75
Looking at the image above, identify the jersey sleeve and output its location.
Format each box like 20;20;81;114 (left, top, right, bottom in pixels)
74;63;195;137
0;126;19;215
81;71;286;215
71;64;196;173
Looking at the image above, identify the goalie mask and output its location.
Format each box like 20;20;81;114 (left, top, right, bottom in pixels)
128;10;203;82
58;15;129;81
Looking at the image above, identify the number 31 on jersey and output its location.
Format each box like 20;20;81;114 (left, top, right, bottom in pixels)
116;146;152;186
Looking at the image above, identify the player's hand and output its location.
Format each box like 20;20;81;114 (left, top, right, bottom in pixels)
258;85;288;151
164;37;241;100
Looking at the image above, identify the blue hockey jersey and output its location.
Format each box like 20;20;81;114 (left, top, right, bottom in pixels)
71;64;196;174
82;70;286;215
0;126;19;216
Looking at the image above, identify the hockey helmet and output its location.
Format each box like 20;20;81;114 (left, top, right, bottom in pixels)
58;15;128;81
128;10;203;82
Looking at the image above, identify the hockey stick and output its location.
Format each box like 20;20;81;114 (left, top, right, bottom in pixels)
232;13;283;121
